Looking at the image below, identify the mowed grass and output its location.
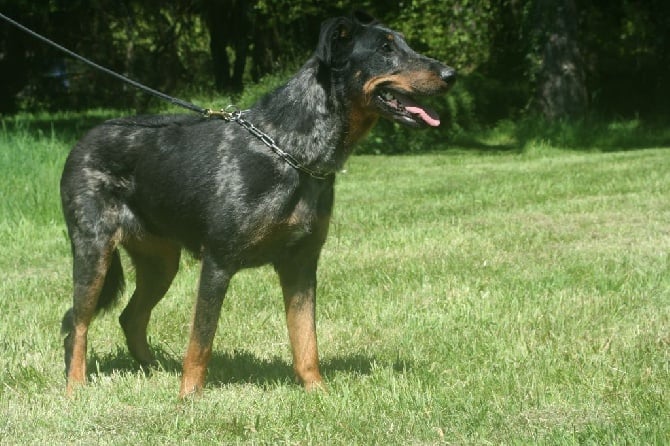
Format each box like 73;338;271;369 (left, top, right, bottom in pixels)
0;113;668;444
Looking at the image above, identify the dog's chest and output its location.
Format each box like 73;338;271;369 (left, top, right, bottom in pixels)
244;193;320;255
284;196;317;235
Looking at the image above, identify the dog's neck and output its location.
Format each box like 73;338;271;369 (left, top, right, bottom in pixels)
250;58;363;175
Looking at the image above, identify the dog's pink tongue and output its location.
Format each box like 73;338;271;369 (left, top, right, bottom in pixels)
398;94;441;126
405;105;441;127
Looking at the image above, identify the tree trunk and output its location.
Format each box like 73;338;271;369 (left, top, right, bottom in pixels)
531;0;587;119
0;25;28;113
203;0;250;93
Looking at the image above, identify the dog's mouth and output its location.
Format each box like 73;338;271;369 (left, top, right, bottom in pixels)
374;88;441;128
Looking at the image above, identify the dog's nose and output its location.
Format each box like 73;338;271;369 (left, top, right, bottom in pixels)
440;67;457;84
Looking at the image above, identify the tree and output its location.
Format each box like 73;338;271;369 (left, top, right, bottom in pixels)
0;12;29;113
0;0;667;121
203;0;251;92
528;0;587;119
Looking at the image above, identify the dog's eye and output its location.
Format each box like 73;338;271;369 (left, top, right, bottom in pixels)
381;42;394;53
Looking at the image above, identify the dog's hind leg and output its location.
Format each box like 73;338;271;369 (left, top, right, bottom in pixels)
119;237;180;368
62;227;124;395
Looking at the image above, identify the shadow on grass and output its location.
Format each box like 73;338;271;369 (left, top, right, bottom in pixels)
358;115;670;155
89;346;412;387
511;116;670;152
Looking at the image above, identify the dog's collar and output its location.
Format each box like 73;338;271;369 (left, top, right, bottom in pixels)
206;107;335;181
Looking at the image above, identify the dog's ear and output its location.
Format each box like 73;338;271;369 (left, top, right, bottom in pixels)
315;17;356;67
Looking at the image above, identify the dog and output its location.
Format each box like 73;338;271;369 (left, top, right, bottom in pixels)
60;11;456;397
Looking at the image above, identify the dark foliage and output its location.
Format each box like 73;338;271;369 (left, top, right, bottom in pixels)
1;0;668;125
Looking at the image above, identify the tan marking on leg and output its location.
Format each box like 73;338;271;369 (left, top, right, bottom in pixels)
284;289;324;391
179;336;212;398
64;229;123;395
65;324;88;395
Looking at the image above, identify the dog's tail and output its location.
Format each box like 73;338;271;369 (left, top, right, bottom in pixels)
95;249;126;312
61;249;125;334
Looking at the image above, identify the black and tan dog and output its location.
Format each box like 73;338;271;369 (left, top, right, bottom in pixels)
60;12;455;397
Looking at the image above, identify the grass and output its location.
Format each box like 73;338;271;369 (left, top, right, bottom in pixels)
1;111;669;444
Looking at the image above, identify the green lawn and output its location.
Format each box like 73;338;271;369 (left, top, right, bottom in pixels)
1;113;668;444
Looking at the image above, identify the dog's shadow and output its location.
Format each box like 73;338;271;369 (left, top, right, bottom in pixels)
88;346;411;388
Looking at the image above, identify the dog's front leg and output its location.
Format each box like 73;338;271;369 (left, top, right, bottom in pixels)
276;258;324;391
179;253;231;398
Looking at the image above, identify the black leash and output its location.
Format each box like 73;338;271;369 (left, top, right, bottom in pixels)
0;12;207;115
0;12;333;180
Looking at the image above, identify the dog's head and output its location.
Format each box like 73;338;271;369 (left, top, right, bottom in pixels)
316;11;456;129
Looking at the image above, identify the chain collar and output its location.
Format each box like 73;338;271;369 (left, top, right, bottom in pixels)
205;107;334;180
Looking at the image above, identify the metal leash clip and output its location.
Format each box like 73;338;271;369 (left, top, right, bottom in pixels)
203;105;242;122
